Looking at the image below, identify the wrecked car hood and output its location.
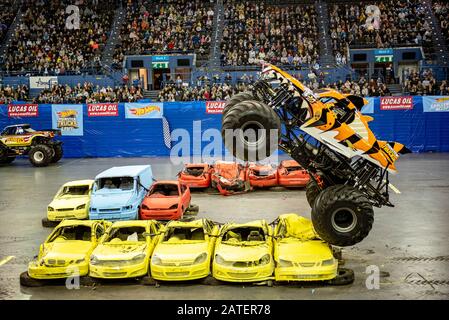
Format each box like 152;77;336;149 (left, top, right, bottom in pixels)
277;240;333;262
93;243;147;260
216;243;269;262
154;242;208;261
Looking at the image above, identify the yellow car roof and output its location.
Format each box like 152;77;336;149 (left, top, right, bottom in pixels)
275;214;318;240
62;179;95;187
57;219;99;227
222;220;267;229
110;220;154;228
165;219;205;228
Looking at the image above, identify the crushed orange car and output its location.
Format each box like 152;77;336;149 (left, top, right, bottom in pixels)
277;160;310;187
211;161;249;196
247;163;278;188
140;181;191;221
178;163;211;188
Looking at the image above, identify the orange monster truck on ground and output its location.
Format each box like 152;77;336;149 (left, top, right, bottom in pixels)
222;63;410;247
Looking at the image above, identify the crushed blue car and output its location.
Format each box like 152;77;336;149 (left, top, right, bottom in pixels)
89;165;154;221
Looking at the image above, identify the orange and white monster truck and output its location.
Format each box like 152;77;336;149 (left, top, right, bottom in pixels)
0;124;63;167
222;64;410;246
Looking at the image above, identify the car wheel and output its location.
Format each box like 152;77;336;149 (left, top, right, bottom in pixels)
80;276;98;286
200;275;221;286
20;272;45;287
329;268;354;286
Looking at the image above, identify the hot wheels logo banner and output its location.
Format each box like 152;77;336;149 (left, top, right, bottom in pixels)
125;103;163;119
206;101;226;114
8;104;39;117
380;96;413;110
52;104;84;136
423;96;449;112
88;103;119;117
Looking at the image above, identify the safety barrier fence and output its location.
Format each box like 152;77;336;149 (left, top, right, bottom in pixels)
1;96;448;158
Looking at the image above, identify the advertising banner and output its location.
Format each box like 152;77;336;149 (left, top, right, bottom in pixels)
51;104;84;136
380;96;413;110
361;97;374;114
8;104;39;117
206;101;226;114
29;76;58;89
125;103;163;119
87;103;119;117
423;96;449;112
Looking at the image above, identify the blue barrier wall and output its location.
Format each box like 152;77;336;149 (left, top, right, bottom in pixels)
1;97;448;158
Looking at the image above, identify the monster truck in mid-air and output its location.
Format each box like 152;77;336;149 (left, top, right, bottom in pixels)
0;124;63;167
222;63;410;247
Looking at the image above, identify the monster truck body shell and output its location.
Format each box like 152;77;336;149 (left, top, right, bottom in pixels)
1;124;61;148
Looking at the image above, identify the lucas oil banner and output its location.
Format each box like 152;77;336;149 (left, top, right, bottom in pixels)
125;103;163;119
51;104;84;136
423;96;449;112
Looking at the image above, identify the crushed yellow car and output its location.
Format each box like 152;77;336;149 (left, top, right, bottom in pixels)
89;220;161;279
212;220;274;282
273;214;338;282
150;219;219;281
27;220;111;279
46;180;94;222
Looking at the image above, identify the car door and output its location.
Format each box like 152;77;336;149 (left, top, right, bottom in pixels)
180;184;191;211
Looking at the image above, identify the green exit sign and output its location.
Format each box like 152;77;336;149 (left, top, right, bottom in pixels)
375;55;393;63
152;62;169;69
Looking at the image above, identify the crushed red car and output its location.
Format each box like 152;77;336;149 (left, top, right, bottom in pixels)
140;181;191;221
211;161;249;196
247;163;278;188
277;160;310;187
178;163;211;188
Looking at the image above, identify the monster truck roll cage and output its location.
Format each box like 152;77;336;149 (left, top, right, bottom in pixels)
252;80;393;208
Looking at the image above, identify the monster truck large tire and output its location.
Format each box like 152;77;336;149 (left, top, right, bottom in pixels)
305;179;321;208
222;100;281;161
311;185;374;247
29;144;53;167
222;91;255;118
50;144;63;163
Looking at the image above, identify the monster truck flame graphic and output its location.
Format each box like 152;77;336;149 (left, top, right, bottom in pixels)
57;110;79;129
129;105;161;116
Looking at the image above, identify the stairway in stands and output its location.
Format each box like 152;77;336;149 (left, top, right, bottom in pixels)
207;0;225;72
421;0;449;68
143;90;159;101
387;84;403;96
315;0;335;68
101;3;127;69
0;1;24;62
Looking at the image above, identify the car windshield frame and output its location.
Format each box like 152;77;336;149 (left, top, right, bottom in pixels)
94;176;136;193
56;185;91;198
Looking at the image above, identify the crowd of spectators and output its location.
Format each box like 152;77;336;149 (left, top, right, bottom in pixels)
113;0;214;69
2;0;115;75
34;82;143;103
402;69;447;95
328;0;432;59
0;1;16;44
433;2;449;47
0;85;29;104
158;82;252;102
221;1;319;67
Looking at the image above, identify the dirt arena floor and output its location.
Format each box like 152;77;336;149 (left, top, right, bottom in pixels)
1;153;448;300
